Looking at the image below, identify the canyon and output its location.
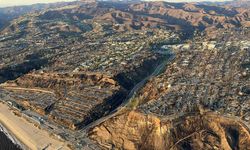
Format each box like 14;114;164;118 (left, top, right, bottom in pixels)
0;0;250;149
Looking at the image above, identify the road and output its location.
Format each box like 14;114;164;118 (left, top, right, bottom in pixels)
0;86;55;95
83;48;175;130
84;31;250;131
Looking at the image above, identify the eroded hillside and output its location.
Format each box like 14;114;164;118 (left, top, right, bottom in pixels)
90;111;250;150
89;29;250;149
0;1;250;149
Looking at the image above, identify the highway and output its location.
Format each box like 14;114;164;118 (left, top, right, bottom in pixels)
83;47;176;130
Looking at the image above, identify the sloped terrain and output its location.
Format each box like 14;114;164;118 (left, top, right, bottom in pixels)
89;111;250;150
2;1;250;35
1;71;127;129
0;1;250;149
89;29;250;149
214;0;250;8
0;1;78;31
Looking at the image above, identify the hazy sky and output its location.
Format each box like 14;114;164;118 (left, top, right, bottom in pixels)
0;0;231;8
0;0;76;7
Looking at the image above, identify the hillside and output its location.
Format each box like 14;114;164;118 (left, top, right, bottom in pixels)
0;1;250;149
2;1;250;34
0;1;79;30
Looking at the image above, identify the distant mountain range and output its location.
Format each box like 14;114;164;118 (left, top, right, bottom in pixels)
0;1;79;30
199;0;250;8
1;0;250;35
1;1;250;149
